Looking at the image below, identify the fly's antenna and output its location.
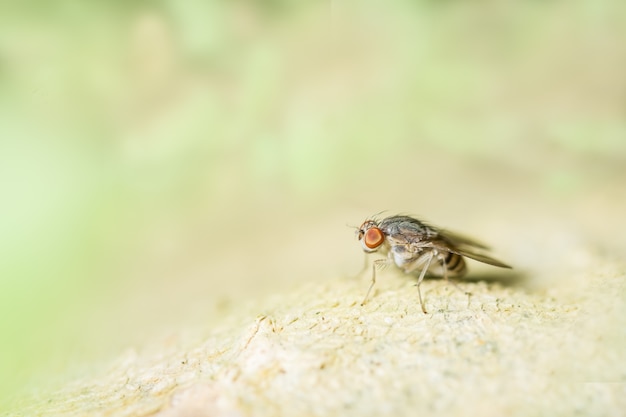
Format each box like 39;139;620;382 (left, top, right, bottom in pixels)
346;223;361;238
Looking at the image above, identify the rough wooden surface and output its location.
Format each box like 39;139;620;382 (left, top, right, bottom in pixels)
7;258;625;417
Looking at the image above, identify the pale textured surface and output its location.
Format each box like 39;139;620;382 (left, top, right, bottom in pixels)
7;259;625;417
3;1;626;413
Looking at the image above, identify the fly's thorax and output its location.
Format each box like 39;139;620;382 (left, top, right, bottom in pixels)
378;216;438;244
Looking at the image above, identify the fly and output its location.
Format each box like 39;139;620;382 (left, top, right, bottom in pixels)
356;215;511;313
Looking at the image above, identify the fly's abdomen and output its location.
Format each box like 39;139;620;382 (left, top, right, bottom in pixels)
428;251;467;278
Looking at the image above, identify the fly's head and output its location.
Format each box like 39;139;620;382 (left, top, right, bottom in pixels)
357;219;386;253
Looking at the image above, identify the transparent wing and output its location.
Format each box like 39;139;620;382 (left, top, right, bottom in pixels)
448;246;511;268
436;229;491;250
421;236;512;269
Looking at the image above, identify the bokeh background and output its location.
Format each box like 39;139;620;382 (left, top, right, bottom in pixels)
1;0;625;406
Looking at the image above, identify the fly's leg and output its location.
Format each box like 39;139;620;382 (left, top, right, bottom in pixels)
416;252;434;314
438;253;471;307
361;258;388;305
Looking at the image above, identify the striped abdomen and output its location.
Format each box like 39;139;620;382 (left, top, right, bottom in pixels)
428;251;467;278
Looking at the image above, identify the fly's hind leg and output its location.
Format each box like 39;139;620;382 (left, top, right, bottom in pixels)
438;253;472;308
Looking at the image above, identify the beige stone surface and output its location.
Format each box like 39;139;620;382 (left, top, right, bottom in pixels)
7;253;625;416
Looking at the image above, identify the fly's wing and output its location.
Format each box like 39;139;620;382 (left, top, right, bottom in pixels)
449;246;512;268
382;217;512;269
421;233;512;269
435;229;491;250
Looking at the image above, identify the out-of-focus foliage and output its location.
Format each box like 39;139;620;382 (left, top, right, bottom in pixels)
1;0;625;405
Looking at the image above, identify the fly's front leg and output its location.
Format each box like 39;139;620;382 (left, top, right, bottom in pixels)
361;258;389;305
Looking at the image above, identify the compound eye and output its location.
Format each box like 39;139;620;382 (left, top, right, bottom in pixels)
364;227;385;249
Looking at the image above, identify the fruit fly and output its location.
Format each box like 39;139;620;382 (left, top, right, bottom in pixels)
356;215;511;313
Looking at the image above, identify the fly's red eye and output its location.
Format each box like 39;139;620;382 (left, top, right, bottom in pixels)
364;227;384;249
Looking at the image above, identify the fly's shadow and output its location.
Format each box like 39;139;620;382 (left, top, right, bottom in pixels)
451;268;526;287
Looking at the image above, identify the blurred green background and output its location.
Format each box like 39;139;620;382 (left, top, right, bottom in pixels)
1;0;625;405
